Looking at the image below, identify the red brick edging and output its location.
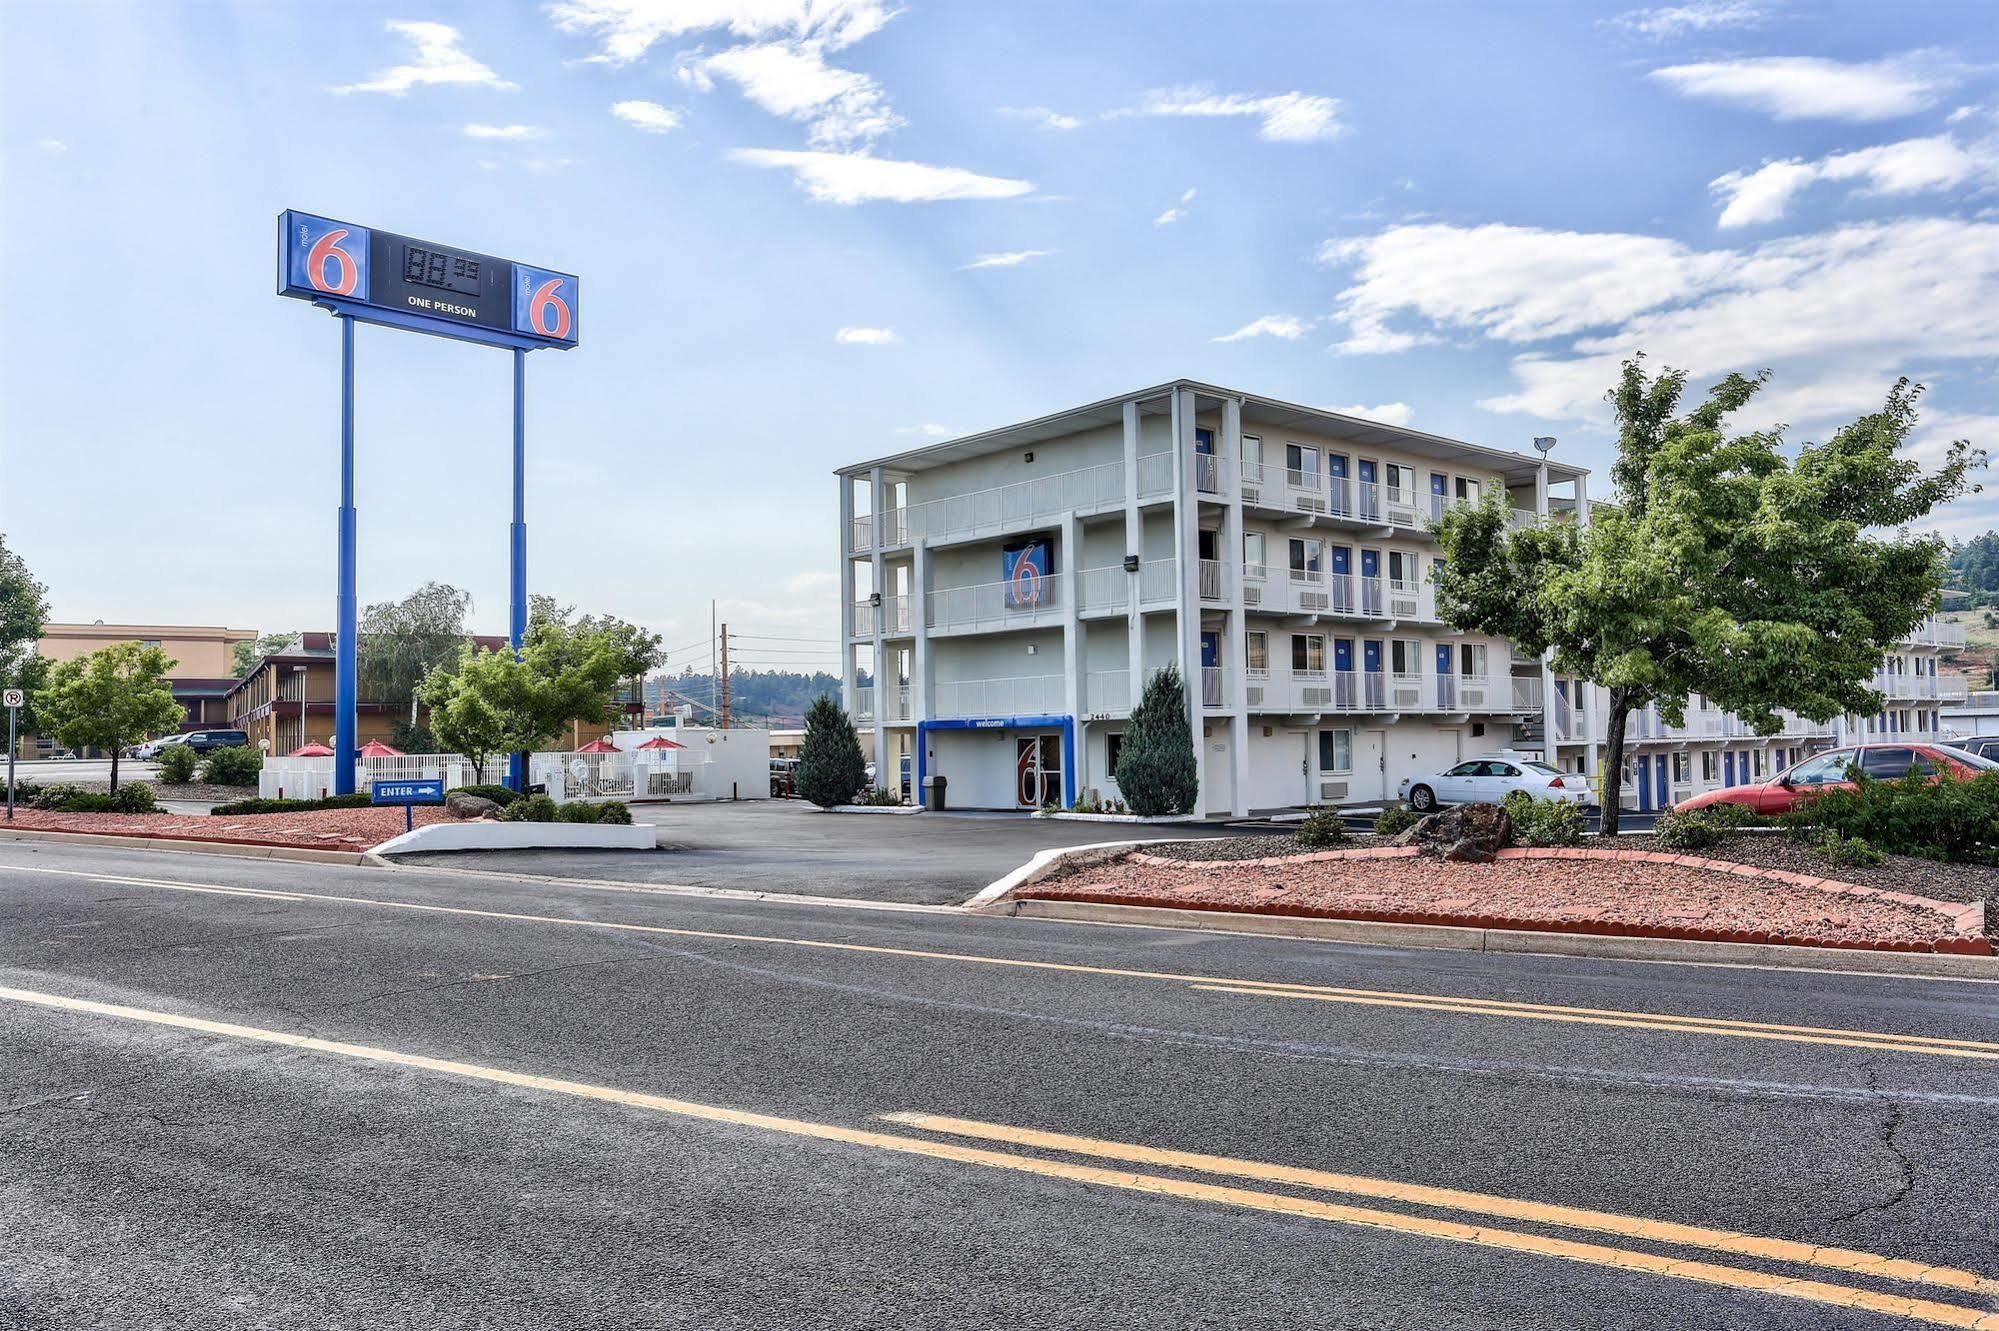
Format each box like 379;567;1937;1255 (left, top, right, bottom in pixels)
1029;845;1993;957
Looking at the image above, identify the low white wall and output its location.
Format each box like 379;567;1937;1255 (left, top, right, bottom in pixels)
372;821;657;855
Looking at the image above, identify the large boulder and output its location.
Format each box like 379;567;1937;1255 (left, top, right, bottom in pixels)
445;791;503;821
1389;802;1512;860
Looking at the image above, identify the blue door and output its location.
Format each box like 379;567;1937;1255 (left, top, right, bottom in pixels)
1331;545;1353;612
1362;640;1384;709
1360;549;1381;615
1200;631;1220;668
1334;638;1355;709
1194;427;1214;455
1327;453;1350;514
1656;759;1670;810
1356;459;1379;519
1429;472;1449;522
1436;643;1455;710
1723;752;1735;786
1637;755;1653;812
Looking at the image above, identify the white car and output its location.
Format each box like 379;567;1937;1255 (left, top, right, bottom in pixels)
1398;754;1593;813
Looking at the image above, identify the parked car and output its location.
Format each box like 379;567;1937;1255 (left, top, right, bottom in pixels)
180;729;250;754
132;734;190;760
1399;754;1593;813
1946;735;1999;762
770;758;800;798
1671;742;1999;817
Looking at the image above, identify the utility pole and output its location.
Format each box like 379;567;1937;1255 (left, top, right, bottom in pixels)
719;623;731;729
710;599;718;725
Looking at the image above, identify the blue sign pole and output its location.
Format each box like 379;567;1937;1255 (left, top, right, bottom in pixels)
334;315;359;795
507;346;528;792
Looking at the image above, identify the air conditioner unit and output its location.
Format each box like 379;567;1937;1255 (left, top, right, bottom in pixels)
1296;495;1327;515
1246;685;1265;707
1319;778;1349;802
1300;592;1329;611
1301;686;1333;707
1243;584;1263;606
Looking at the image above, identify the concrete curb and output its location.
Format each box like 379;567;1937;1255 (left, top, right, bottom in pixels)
998;898;1999;980
962;837;1209;910
0;826;370;866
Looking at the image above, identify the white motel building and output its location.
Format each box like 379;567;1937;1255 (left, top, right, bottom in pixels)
836;381;1968;817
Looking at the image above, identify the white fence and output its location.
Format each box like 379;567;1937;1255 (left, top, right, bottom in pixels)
262;748;720;803
261;753;494;801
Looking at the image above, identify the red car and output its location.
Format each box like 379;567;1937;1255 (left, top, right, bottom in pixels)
1671;742;1998;817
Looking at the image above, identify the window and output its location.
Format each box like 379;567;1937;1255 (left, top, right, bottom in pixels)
1702;752;1718;782
1859;747;1919;779
1672;753;1691;783
1454;476;1482;505
1288;537;1323;575
1522;760;1562;776
140;638;162;650
1751;749;1766;778
1292;634;1325;674
1242;435;1264;475
1383;462;1410;495
1389;640;1419;674
1786;750;1853;786
1243;531;1264;572
1458;643;1488;677
1285;443;1319;483
1446;761;1484;777
1318;729;1353;773
1106;733;1123;773
1387;550;1412;583
1246;631;1268;673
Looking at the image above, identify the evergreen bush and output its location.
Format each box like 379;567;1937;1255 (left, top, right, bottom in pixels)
1780;768;1999;864
797;693;867;809
1373;804;1419;837
1501;790;1585;847
199;745;263;787
1113;665;1198;817
154;743;199;784
1294;808;1348;849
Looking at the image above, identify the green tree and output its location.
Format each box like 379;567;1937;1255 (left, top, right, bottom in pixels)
35;642;184;791
1;535;50;745
418;617;625;786
232;631;302;678
796;693;866;808
358;581;472;715
1115;665;1199;816
1433;359;1980;834
574;612;664;725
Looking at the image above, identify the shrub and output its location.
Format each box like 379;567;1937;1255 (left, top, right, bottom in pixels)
594;800;632;825
1373;804;1419;838
856;786;905;807
1814;831;1886;869
500;794;560;823
797;694;868;809
1501;790;1585;847
199;745;263;787
1294;808;1349;849
109;782;157;814
154;743;199;784
1780;768;1999;864
210;793;373;815
30;783;89;810
449;783;522;808
1114;664;1199;818
557;801;602;823
3;780;41;805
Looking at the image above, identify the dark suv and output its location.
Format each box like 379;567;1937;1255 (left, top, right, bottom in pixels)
1948;736;1999;762
182;729;250;754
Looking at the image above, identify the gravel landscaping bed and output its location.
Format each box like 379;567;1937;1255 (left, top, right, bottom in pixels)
3;780;254;803
0;807;449;850
1027;840;1985;951
1144;833;1389;862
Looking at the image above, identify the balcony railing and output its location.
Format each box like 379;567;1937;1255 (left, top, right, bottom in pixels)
1075;559;1178;614
1198;559;1226;601
1201;666;1225;708
1085;669;1129;717
1875;671;1971;701
849;594;912;637
928;574;1065;634
935;675;1064;720
1242;671;1537;715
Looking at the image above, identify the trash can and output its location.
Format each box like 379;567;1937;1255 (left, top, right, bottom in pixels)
922;774;947;812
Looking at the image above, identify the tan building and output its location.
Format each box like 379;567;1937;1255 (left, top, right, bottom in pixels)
30;622;258;751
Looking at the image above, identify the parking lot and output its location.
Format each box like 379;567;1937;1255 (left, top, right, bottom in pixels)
392;799;1239;905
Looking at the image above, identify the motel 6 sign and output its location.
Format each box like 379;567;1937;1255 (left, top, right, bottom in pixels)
279;211;579;348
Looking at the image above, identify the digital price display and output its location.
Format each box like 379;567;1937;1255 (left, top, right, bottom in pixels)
279;211;579;348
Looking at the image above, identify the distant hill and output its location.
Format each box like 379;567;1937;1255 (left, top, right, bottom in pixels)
644;668;855;729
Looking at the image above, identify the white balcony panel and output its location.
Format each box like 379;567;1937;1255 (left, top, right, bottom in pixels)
927;574;1065;635
934;675;1066;720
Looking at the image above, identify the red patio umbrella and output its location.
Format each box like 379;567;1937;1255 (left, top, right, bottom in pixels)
636;736;684;749
289;743;335;757
357;740;404;757
576;737;621;753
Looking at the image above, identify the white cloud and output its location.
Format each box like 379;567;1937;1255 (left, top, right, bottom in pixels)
37;138;66;153
332;20;515;95
610;99;683;133
1117;86;1344;143
836;325;897;344
1154;186;1197;226
1323;217;1999;423
1609;2;1771;39
1321;402;1416;426
1711;133;1999;227
1649;50;1966;122
997;105;1083;131
730;148;1033;204
548;0;893;64
464;123;547;140
961;249;1055;270
685;39;899;148
898;423;957;437
1214;314;1314;342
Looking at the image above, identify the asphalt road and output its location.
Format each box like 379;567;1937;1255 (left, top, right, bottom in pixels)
3;838;1997;1329
396;799;1242;904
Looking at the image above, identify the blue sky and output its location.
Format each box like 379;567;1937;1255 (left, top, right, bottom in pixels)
5;0;1997;676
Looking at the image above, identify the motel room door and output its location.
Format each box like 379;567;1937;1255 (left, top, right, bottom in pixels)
1015;735;1062;810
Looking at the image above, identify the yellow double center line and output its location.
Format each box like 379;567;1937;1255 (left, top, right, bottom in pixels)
2;983;1994;1327
6;862;1999;1061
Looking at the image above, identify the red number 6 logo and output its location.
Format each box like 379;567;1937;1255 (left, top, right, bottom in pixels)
305;228;360;296
528;278;572;339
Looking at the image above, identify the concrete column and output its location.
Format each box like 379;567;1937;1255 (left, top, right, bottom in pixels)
1061;510;1084;799
839;475;857;717
911;542;931;723
1222;396;1250;816
869;466;889;781
1122;399;1144;716
1172;387;1204;815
